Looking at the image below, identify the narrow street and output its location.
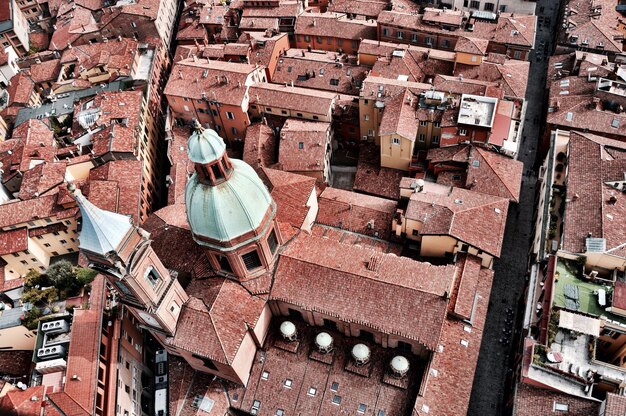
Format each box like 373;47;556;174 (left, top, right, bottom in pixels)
467;1;561;414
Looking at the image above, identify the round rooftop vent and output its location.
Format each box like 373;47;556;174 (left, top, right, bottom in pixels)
315;332;333;354
351;343;371;365
280;321;297;342
390;356;410;378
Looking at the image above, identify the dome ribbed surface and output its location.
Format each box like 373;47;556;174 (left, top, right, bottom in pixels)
185;159;273;243
187;127;226;165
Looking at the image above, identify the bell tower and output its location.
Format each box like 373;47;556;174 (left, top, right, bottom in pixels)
185;123;282;280
69;184;188;336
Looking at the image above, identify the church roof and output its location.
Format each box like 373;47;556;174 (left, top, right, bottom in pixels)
70;185;133;256
186;159;274;247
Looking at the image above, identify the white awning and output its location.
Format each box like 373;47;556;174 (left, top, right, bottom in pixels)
558;310;601;336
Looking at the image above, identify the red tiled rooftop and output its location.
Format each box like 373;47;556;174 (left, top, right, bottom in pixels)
295;12;377;40
29;59;62;84
0;228;27;256
259;167;316;230
170;278;266;364
59;274;106;414
165;59;258;104
317;187;397;240
278;119;330;173
562;132;626;255
273;233;456;350
413;267;494;416
249;83;338;116
243;123;277;171
233;321;422;415
512;384;600;416
406;185;510;257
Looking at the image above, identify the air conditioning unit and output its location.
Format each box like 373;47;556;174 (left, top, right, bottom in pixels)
41;320;69;334
37;345;66;359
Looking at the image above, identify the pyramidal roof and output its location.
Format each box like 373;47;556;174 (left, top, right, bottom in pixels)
71;186;133;255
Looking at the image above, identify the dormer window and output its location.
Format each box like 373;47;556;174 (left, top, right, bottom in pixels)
242;250;263;271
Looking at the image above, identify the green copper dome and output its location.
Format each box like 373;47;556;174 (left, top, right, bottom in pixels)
187;127;226;165
185;159;274;248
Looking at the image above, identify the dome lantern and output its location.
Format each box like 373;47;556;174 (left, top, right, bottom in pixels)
188;121;233;185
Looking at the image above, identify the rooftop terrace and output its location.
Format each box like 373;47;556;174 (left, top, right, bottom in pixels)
457;94;497;128
552;258;626;325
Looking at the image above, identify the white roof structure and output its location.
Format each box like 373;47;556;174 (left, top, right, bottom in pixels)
280;321;296;338
315;332;333;348
391;356;410;373
558;310;601;337
71;186;133;255
457;94;498;128
351;343;371;361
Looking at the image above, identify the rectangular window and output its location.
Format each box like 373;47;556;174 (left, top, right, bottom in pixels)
392;137;400;145
459;128;467;136
242;250;262;271
432;135;440;144
484;2;494;11
441;39;450;48
304;35;310;42
425;37;433;46
298;142;304;150
226;111;235;120
364;114;369;121
383;28;388;36
411;33;418;43
513;50;522;60
397;31;404;40
470;0;479;8
268;230;278;254
145;267;161;288
418;133;426;142
218;255;232;273
232;127;238;135
434;121;440;128
317;36;323;43
419;120;427;126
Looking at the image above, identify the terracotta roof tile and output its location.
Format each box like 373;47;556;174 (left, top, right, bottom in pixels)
60;274;106;414
6;73;35;107
327;0;387;18
406;184;510;256
259;167;316;230
0;228;28;256
170;278;265;364
0;385;48;416
278;119;330;173
378;90;417;140
353;144;403;200
454;57;530;99
605;393;626;416
249;82;337;115
272;233;457;350
428;145;525;202
18;161;67;201
243;123;277;170
454;36;489;55
413;267;494;415
29;59;62;84
562;132;626;255
272;49;367;95
165;59;257;104
317;187;397;239
513;384;600;416
294;12;377;40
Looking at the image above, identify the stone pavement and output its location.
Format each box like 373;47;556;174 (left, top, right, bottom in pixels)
467;1;561;415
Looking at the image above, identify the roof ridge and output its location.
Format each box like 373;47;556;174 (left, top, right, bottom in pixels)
283;238;448;296
474;147;515;200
